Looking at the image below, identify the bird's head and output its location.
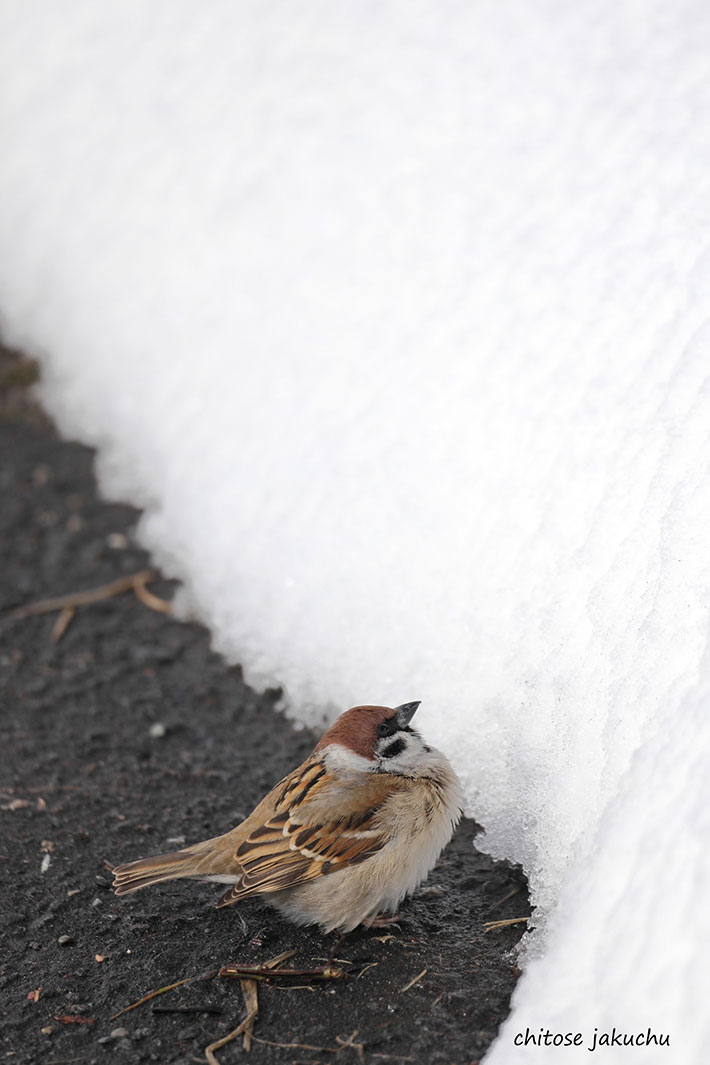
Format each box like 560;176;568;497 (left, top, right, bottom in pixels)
315;701;434;775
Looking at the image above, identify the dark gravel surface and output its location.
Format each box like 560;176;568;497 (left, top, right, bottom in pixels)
0;361;530;1065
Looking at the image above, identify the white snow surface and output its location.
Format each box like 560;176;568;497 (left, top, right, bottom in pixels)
2;1;710;1059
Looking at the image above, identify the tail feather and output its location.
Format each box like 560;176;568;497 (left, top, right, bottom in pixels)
112;838;234;896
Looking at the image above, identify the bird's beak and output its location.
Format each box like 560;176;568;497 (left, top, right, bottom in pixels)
394;701;421;728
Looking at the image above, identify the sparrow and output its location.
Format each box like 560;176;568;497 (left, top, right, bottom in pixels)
112;701;463;933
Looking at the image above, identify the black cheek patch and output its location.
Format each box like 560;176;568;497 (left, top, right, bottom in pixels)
381;737;406;759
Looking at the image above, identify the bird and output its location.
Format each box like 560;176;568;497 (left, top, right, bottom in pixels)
112;701;463;933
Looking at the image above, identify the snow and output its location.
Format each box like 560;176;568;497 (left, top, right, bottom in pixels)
2;1;710;1060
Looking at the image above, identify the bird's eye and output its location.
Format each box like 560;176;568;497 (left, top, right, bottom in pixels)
377;723;389;737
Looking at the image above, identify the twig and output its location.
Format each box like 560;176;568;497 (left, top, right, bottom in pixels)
207;948;298;1054
484;916;529;933
219;963;346;983
8;569;174;642
9;570;155;618
205;1007;259;1065
399;969;427;994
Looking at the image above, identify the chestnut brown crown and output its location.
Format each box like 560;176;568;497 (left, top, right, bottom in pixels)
314;702;421;760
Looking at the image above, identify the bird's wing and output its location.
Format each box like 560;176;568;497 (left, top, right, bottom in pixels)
216;758;401;906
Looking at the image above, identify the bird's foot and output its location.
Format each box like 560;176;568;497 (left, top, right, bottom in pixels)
367;913;402;930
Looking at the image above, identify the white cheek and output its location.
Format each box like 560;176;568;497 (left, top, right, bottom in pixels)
378;738;419;773
379;737;451;777
322;743;374;774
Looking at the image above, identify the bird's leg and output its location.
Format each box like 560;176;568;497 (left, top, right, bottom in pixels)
327;931;349;965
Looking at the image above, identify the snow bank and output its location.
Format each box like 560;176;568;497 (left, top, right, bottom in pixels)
2;1;709;1059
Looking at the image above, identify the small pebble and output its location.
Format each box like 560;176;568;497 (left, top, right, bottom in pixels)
110;1027;129;1039
149;722;167;738
106;531;128;549
57;934;73;946
98;1035;112;1045
41;1026;53;1037
134;1028;149;1041
32;464;51;485
91;897;102;908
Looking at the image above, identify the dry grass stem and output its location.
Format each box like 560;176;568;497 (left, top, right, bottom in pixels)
335;1030;364;1060
484;916;530;932
110;976;192;1020
51;606;75;642
263;949;297;969
133;573;173;613
204;1006;259;1065
240;979;259;1051
250;1034;337;1053
489;886;522;912
399;969;427;994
